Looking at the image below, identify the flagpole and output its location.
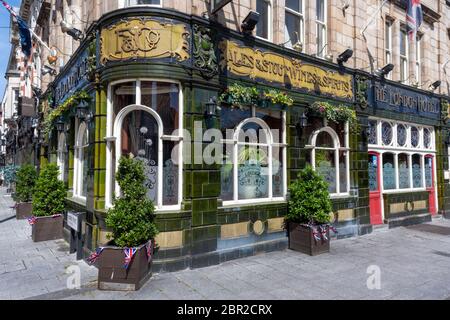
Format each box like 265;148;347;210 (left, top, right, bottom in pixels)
360;0;389;36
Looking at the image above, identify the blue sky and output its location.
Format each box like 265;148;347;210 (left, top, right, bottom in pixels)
0;0;21;97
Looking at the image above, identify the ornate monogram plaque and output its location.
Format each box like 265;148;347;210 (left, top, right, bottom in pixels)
219;40;353;100
100;19;190;64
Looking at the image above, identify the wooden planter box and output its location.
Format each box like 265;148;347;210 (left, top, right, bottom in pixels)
31;215;64;242
288;222;330;256
16;202;32;220
97;241;153;291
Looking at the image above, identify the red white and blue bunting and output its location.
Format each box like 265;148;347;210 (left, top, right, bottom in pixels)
123;247;137;269
87;247;104;265
145;240;153;263
309;224;338;243
27;216;37;225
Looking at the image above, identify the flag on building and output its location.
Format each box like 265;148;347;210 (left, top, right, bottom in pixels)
1;0;32;58
406;0;423;40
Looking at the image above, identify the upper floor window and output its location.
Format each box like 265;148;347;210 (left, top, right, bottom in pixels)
385;20;393;79
416;35;422;85
285;0;304;50
124;0;161;7
400;28;409;83
256;0;272;41
316;0;327;57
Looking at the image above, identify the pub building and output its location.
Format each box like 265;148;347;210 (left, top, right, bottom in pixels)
40;7;450;271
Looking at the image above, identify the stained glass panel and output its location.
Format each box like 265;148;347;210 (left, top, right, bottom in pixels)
424;128;431;149
163;141;179;206
339;151;347;193
316;149;336;194
412;154;423;188
221;143;234;201
397;124;407;146
368;120;377;145
398;153;410;189
425;157;433;188
368;154;378;191
382;122;393;145
383;153;395;190
272;147;283;197
411;127;420;147
238;146;269;200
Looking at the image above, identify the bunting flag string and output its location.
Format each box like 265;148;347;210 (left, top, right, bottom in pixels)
87;247;104;265
145;240;153;263
311;226;322;242
27;216;37;225
123;247;137;269
320;226;329;241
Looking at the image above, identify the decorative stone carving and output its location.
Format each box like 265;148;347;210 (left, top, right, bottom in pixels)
355;75;368;109
193;24;218;78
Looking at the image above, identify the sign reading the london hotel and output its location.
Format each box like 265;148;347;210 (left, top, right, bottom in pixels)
219;40;353;100
100;18;190;64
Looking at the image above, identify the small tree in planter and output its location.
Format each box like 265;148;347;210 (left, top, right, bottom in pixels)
30;163;66;242
95;156;158;291
15;164;38;219
286;166;336;256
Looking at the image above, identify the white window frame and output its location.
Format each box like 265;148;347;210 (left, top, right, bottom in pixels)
255;0;273;42
105;79;183;212
306;122;350;197
385;20;393;79
284;0;305;50
316;0;327;58
57;132;66;182
368;117;436;195
221;106;287;206
415;35;422;85
73;121;88;201
119;0;162;8
400;28;409;83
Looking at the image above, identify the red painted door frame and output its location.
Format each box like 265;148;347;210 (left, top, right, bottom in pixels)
425;155;437;215
369;152;383;225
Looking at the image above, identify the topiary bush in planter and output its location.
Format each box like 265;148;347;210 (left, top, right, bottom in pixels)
96;156;159;291
30;163;66;242
286;166;336;256
14;164;38;219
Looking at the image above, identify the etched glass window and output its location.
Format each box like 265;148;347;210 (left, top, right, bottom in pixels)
368;120;377;145
411;127;420;147
425;157;433;188
368;154;378;191
397;124;407;147
398;153;410;189
412;154;423;188
424;128;431;149
316;149;336;194
383;153;396;190
382;122;393;145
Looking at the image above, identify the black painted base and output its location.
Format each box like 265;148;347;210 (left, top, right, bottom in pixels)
386;213;432;229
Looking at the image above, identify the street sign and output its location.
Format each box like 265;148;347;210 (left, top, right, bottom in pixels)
67;211;82;232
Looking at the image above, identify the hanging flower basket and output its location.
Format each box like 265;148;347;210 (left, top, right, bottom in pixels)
308;101;359;133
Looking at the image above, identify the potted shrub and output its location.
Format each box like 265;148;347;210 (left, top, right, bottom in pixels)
15;164;38;219
30;163;66;242
286;166;336;256
95;156;158;291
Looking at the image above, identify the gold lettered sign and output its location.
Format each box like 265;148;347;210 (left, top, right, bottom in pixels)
219;40;353;100
100;19;190;64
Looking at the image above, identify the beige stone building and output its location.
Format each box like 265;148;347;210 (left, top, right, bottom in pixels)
34;0;450;95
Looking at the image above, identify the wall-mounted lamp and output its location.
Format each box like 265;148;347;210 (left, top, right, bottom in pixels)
241;11;260;34
0;139;6;147
41;65;57;76
429;80;441;91
55;116;66;132
374;63;394;78
296;112;309;140
337;48;353;66
60;20;83;41
31;117;39;129
76;101;93;122
205;97;220;129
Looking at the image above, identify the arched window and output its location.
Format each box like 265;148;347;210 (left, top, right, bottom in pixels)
220;107;287;204
106;80;183;210
57;132;66;182
308;126;349;196
74;122;88;200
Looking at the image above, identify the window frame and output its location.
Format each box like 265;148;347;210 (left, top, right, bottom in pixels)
306;122;350;197
105;79;183;212
255;0;273;42
120;0;162;8
385;19;393;79
368;117;436;194
400;28;409;83
57;132;66;182
73;121;88;201
284;0;305;51
220;106;287;206
415;35;422;85
315;0;327;58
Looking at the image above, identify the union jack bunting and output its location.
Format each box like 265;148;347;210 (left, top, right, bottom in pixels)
123;247;137;269
311;226;322;242
87;247;104;265
27;216;37;225
406;0;423;40
320;226;329;241
145;240;153;263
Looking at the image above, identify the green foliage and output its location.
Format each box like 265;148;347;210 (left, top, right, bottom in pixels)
15;164;38;203
106;156;158;248
1;164;19;185
287;166;332;225
218;83;293;109
309;101;359;133
32;163;67;217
